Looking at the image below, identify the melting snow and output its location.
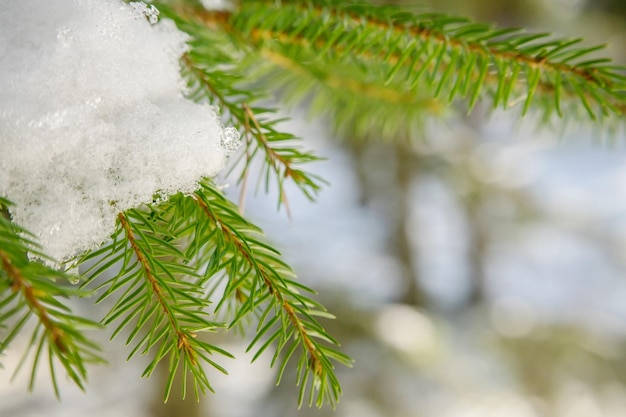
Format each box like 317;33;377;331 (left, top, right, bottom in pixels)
0;0;240;263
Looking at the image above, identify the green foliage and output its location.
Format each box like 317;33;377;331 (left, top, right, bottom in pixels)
77;181;350;406
191;181;352;407
163;0;626;137
169;9;325;210
0;197;104;397
2;0;626;409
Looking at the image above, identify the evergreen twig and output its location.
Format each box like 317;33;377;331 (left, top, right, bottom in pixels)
0;198;104;397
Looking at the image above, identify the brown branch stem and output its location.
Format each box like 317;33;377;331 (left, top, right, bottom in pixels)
117;212;196;364
182;2;626;115
192;193;321;367
1;251;67;353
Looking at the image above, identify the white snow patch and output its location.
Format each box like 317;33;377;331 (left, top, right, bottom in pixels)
0;0;240;263
200;0;236;11
128;1;160;24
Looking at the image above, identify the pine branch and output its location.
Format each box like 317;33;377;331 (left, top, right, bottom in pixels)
81;206;232;401
157;3;326;211
189;180;353;408
183;51;324;211
0;198;103;397
173;0;626;137
76;183;350;406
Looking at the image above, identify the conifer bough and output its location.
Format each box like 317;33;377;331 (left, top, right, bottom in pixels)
166;0;626;133
2;0;626;410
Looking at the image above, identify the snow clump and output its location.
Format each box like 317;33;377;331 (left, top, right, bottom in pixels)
0;0;240;263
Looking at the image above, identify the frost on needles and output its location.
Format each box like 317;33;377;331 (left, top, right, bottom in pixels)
0;0;240;263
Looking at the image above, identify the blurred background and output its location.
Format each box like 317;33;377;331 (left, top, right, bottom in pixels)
3;0;626;416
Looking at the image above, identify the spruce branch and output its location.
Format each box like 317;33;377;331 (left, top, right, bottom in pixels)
182;51;325;211
75;183;350;407
172;0;626;137
0;198;103;397
166;9;325;211
190;180;353;408
80;205;232;401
